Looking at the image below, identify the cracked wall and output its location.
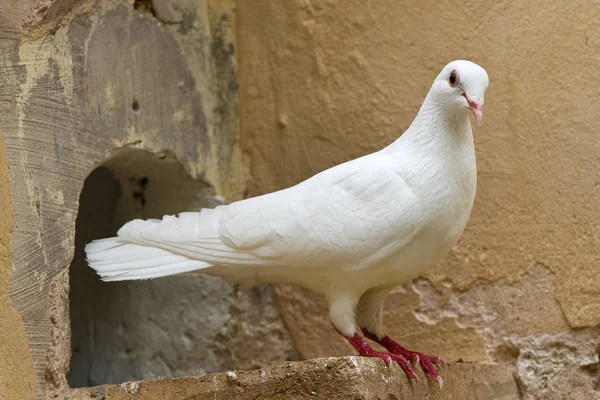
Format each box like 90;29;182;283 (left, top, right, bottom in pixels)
236;1;600;399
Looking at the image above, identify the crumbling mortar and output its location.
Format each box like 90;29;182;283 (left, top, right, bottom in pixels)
412;263;600;399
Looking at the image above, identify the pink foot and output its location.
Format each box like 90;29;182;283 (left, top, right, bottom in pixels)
341;331;418;380
362;328;445;388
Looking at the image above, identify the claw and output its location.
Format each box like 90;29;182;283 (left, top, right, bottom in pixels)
388;353;418;379
360;329;445;386
384;355;393;367
374;351;418;380
408;367;419;382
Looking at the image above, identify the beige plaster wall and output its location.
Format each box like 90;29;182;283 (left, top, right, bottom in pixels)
0;0;294;398
0;131;36;400
236;1;600;399
0;0;597;399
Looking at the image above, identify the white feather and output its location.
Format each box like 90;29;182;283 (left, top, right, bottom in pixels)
86;239;210;281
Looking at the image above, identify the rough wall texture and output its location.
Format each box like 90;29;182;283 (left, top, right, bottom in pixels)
0;0;296;398
0;131;37;400
236;1;600;399
0;0;597;399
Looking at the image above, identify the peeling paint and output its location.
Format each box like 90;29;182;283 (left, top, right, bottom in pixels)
411;264;600;398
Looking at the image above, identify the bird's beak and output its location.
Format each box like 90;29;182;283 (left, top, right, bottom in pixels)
465;95;484;126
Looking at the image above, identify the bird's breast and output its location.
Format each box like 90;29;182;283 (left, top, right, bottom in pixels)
424;152;477;245
383;146;477;281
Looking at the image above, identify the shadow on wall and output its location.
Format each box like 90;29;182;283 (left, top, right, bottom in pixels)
68;147;232;387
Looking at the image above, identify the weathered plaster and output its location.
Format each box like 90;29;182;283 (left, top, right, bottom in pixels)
1;0;598;398
2;0;259;397
0;130;36;400
236;1;600;398
237;0;600;325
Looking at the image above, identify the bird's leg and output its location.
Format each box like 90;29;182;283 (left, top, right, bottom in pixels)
328;293;417;380
337;327;419;380
356;288;444;387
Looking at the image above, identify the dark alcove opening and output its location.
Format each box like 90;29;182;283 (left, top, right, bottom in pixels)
68;147;233;387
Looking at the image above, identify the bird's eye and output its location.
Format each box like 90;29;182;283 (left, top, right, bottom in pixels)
448;70;460;87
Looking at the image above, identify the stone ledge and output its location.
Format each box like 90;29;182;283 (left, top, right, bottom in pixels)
66;357;518;400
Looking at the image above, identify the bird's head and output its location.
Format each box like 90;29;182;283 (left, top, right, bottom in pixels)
430;60;489;126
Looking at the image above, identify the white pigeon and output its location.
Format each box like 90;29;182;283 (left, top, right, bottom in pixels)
86;60;489;387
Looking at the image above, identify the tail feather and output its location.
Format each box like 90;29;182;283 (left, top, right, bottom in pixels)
101;260;207;281
113;208;260;265
87;242;168;263
85;237;126;253
84;207;262;282
91;255;178;273
85;238;211;281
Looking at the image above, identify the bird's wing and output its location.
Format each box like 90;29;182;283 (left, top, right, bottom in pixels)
117;153;425;271
220;152;425;270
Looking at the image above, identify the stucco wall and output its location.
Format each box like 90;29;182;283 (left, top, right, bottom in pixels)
0;0;295;398
236;1;600;399
0;0;598;399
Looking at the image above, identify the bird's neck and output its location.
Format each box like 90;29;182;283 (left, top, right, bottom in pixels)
383;95;478;215
386;95;474;154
